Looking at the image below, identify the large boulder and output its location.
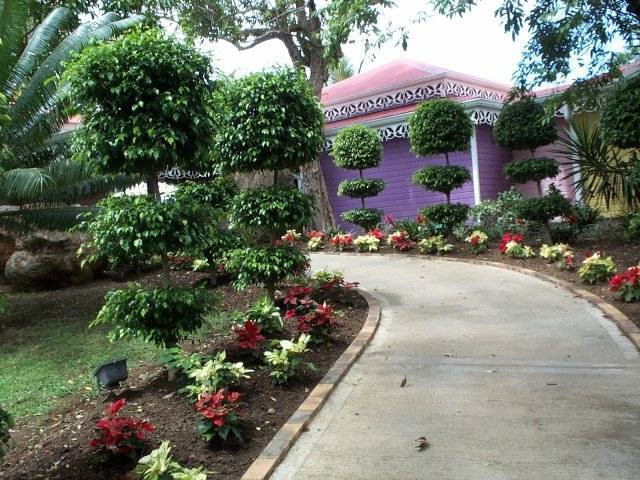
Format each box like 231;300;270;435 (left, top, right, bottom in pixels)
5;232;101;291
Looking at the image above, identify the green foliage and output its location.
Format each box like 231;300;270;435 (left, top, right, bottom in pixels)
493;98;557;152
391;219;433;241
65;28;216;175
342;208;382;230
572;202;602;231
420;203;470;234
408;99;472;157
245;296;283;336
332;125;383;170
93;284;217;347
578;253;617;284
601;75;640;149
135;440;208;480
263;335;315;384
225;246;309;291
79;194;212;268
503;157;559;185
337;178;385;198
212;68;324;174
412;165;471;195
0;293;8;317
418;235;454;255
515;189;572;224
229;186;315;235
469;188;525;237
173;178;238;215
549;222;577;244
619;211;640;242
0;406;12;461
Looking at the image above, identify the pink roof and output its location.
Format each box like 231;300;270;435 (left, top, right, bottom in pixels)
326;104;418;131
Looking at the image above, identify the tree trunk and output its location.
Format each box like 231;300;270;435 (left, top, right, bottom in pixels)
543;220;553;245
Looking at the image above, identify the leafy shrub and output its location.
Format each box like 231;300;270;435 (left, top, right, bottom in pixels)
503;157;559;184
65;28;216;174
493;97;557;152
233;320;265;350
499;232;534;258
135;441;208;480
420;203;470;234
90;399;155;457
307;236;324;251
93;284;216;347
213;68;324;173
386;217;432;241
408;99;473;157
342;208;382;230
601;75;640;149
0;406;12;461
388;230;416;251
311;269;358;292
224;245;308;291
332;125;383;170
469;188;525;237
196;389;245;443
229;186;315;234
418;235;454;255
337;179;385;198
571;202;602;231
539;243;575;270
412;165;471;196
619;211;640;242
330;233;353;251
245;296;283;335
609;266;640;302
354;234;381;252
549;222;577;243
263;335;315;384
578;252;617;284
516;187;572;229
465;230;489;254
173;178;238;214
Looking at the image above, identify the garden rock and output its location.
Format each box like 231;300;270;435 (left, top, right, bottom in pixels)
4;232;101;290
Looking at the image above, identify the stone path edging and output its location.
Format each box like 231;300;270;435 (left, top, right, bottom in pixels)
240;287;382;480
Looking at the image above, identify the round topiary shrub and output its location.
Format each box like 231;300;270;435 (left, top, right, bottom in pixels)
601;75;640;149
172;178;238;213
412;165;471;203
93;284;217;347
213;68;325;173
337;179;385;198
493;97;558;154
408;99;473;161
229;185;315;235
332;125;383;170
516;188;572;223
342;208;383;231
503;157;559;185
420;203;470;234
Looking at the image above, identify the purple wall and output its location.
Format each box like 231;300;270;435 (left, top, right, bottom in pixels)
321;137;475;230
476;125;512;199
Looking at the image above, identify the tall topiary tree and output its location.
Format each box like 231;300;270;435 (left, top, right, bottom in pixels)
213;68;324;300
409;99;473;233
494;97;568;243
66;28;219;347
332;125;384;231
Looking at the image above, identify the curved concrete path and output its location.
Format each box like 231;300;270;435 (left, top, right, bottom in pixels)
271;254;640;480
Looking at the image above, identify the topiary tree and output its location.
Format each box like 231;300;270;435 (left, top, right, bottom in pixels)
408;99;473;233
494;97;566;244
214;68;324;299
601;75;640;150
332;125;384;231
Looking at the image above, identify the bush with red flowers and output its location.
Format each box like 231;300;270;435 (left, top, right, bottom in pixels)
609;266;640;302
388;230;416;251
90;399;155;457
499;232;524;254
233;320;265;350
311;269;359;292
195;389;245;443
368;227;386;241
330;233;353;251
283;285;337;342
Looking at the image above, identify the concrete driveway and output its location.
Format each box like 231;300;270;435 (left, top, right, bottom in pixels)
271;253;640;480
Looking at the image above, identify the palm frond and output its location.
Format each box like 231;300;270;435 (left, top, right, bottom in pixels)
0;167;51;204
0;0;30;88
0;205;95;233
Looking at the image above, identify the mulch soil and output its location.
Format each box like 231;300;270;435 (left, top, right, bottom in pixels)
0;270;368;480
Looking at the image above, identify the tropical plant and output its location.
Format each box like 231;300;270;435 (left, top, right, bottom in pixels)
420;202;470;235
328;57;355;84
469;188;525;237
578;252;617;284
263;335;315;384
539;243;575;270
609;266;640;302
354;234;381;252
619;211;640;242
418;235;454;255
388;230;416;251
135;440;208;480
493;98;557;154
0;5;142;232
90;399;155;457
195;389;245;443
244;295;283;335
465;230;489;254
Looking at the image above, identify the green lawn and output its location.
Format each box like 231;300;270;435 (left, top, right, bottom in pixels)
0;282;159;419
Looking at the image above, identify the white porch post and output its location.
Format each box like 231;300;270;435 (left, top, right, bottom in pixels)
562;104;582;202
470;125;481;205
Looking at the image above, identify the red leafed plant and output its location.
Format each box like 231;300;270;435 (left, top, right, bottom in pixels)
90;399;155;457
286;298;337;342
195;389;244;442
305;230;325;240
388;230;416;251
330;233;353;251
233;320;265;350
499;232;524;253
609;266;640;302
284;285;313;306
368;228;386;241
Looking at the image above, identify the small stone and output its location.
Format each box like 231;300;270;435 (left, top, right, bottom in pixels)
267;407;276;415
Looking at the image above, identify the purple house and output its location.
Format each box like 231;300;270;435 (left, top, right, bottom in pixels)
319;59;576;228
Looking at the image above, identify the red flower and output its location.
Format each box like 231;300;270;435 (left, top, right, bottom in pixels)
196;389;241;429
233;320;265;350
389;231;416;251
305;230;325;240
499;232;524;253
106;398;126;416
368;228;386;241
285;309;298;321
384;214;395;226
284;285;313;306
90;399;155;456
609;266;640;291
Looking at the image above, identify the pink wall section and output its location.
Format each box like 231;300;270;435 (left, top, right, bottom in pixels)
476;125;512;199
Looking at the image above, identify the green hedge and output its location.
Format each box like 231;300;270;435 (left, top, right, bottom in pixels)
503;157;558;184
601;75;640;149
337;179;385;198
412;165;471;195
420;203;470;234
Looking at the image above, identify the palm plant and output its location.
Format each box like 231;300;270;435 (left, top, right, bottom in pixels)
0;2;142;232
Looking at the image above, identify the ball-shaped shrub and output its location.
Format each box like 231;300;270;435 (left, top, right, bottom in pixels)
493;97;558;152
213;68;325;173
337;179;385;198
225;245;309;290
420;203;470;234
412;165;471;195
503;157;558;184
516;188;572;223
173;178;238;212
332;125;383;170
93;284;217;347
342;208;382;230
601;75;640;149
64;28;216;175
229;186;315;234
408;99;473;157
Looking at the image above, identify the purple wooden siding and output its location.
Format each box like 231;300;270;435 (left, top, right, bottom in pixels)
321;137;475;230
476;125;512;199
